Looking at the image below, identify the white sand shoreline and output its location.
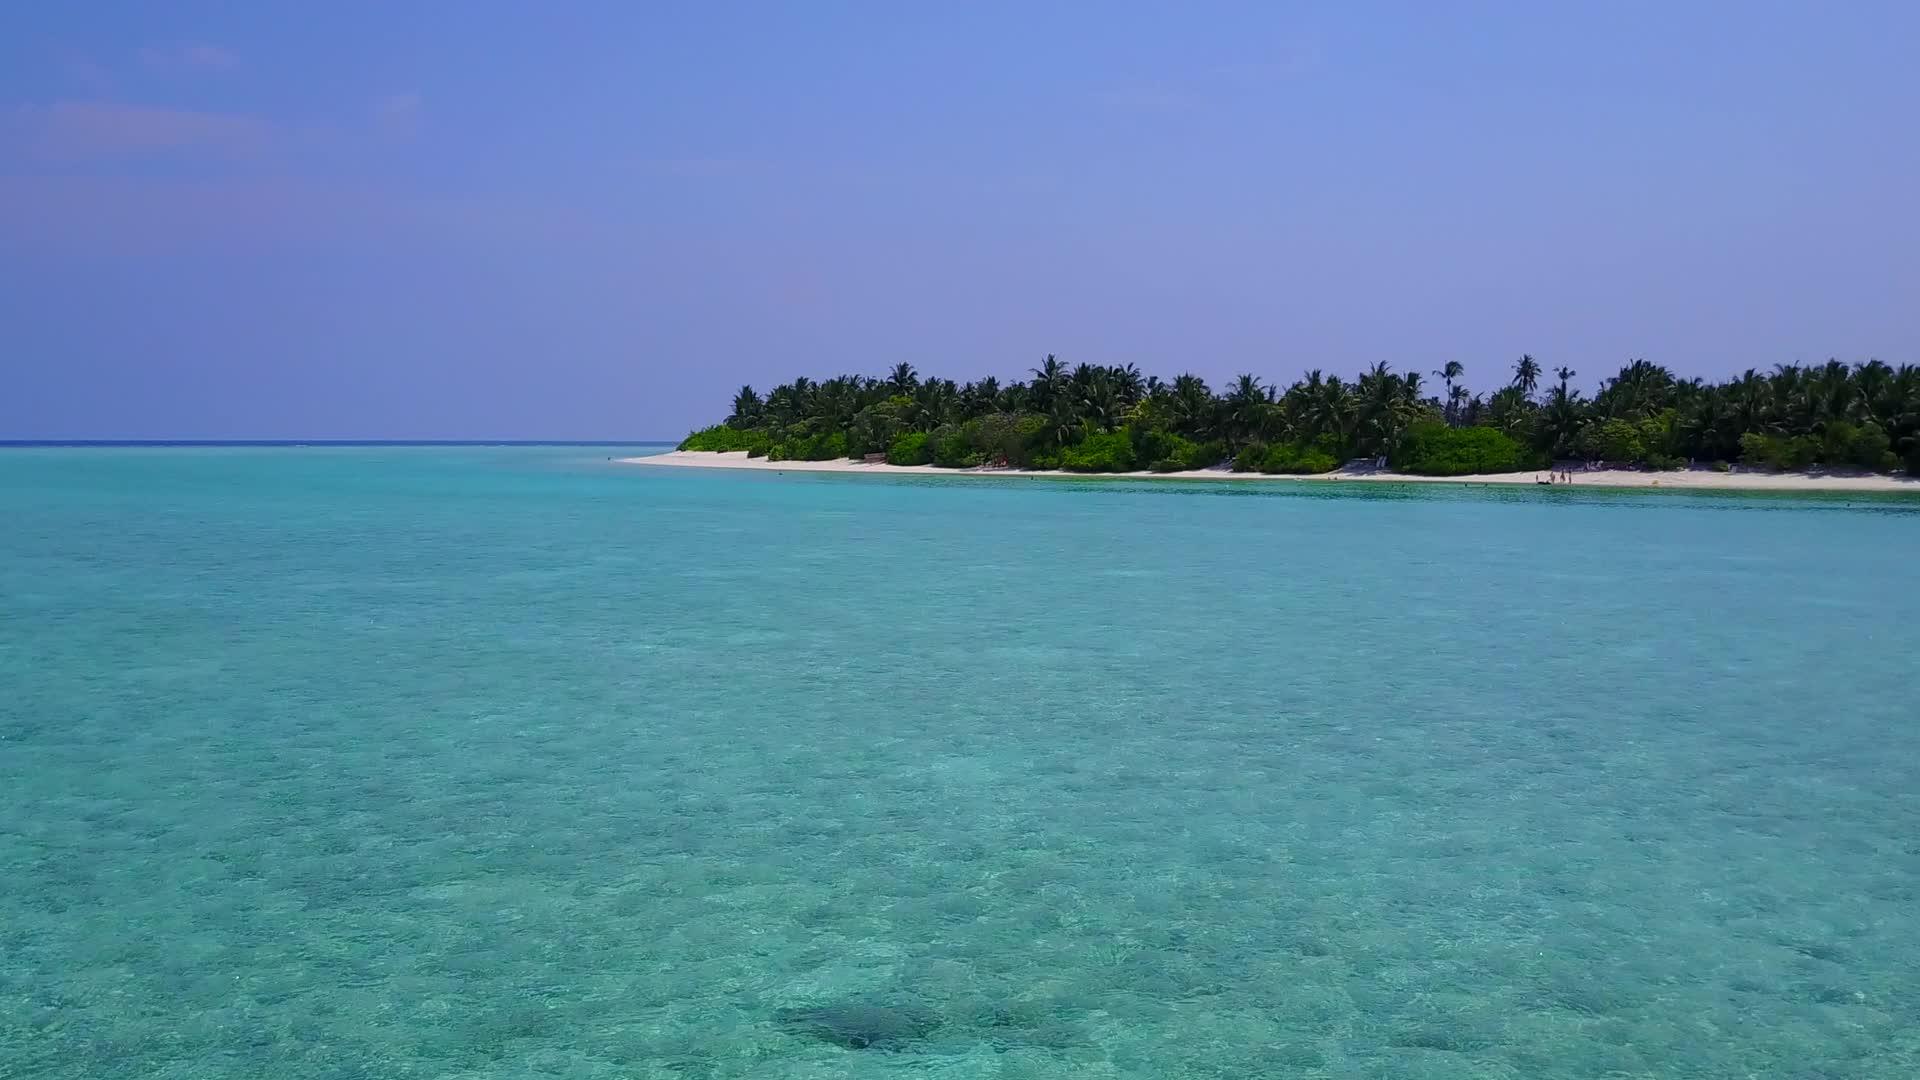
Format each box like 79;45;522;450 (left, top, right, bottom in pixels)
621;451;1920;494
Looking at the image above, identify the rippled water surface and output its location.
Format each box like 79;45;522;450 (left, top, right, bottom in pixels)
4;446;1918;1078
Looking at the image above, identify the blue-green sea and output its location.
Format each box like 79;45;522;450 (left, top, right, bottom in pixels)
4;445;1918;1079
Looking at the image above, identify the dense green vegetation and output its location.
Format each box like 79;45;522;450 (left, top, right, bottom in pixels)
680;356;1920;476
679;423;770;455
1393;422;1543;476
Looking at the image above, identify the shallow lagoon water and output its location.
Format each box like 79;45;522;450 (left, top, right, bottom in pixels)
3;445;1918;1078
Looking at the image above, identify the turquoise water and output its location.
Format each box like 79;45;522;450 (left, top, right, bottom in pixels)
4;446;1918;1079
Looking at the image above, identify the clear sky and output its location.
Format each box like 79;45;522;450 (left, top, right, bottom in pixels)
3;2;1915;439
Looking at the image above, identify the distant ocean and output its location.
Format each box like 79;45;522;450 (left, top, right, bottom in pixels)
4;444;1917;1078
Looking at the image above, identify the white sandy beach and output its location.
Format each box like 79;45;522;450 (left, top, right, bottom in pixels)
623;451;1920;493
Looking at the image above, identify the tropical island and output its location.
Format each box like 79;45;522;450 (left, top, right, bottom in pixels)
643;357;1920;489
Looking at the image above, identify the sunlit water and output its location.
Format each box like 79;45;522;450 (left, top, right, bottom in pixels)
4;446;1918;1079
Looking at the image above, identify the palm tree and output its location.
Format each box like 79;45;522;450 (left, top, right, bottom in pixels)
1853;360;1893;425
886;363;919;396
691;349;1918;475
1435;361;1465;424
909;379;957;429
1255;398;1297;444
1594;359;1675;421
1079;378;1126;430
813;376;861;429
1810;359;1853;427
1683;385;1739;461
959;377;1000;419
1770;363;1808;433
1043;398;1079;448
1512;355;1542;400
1892;364;1920;467
1400;370;1426;407
1305;374;1351;450
1461;392;1488;427
1728;368;1772;435
1225;374;1268;448
1069;363;1101;397
761;386;795;429
1169;374;1214;439
1540;381;1585;458
728;385;763;426
1029;355;1067;411
1355;363;1417;460
1487;386;1533;440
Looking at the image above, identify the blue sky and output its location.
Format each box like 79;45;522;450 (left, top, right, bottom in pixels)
3;2;1916;438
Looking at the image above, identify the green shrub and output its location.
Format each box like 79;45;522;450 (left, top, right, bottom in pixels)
1636;410;1682;463
1232;441;1336;473
972;412;1047;467
847;396;914;457
766;430;847;462
1711;460;1732;472
809;431;848;460
1254;443;1338;474
1740;432;1820;471
1843;422;1891;469
1821;422;1859;466
679;424;770;453
1130;426;1179;467
1131;427;1225;471
886;431;933;466
1577;419;1645;465
1056;429;1137;472
931;425;984;468
1814;420;1891;467
1783;437;1818;469
1393;422;1539;476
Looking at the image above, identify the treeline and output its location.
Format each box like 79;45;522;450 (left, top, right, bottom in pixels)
680;356;1920;476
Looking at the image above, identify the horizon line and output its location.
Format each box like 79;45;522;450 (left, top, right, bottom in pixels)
0;439;677;447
